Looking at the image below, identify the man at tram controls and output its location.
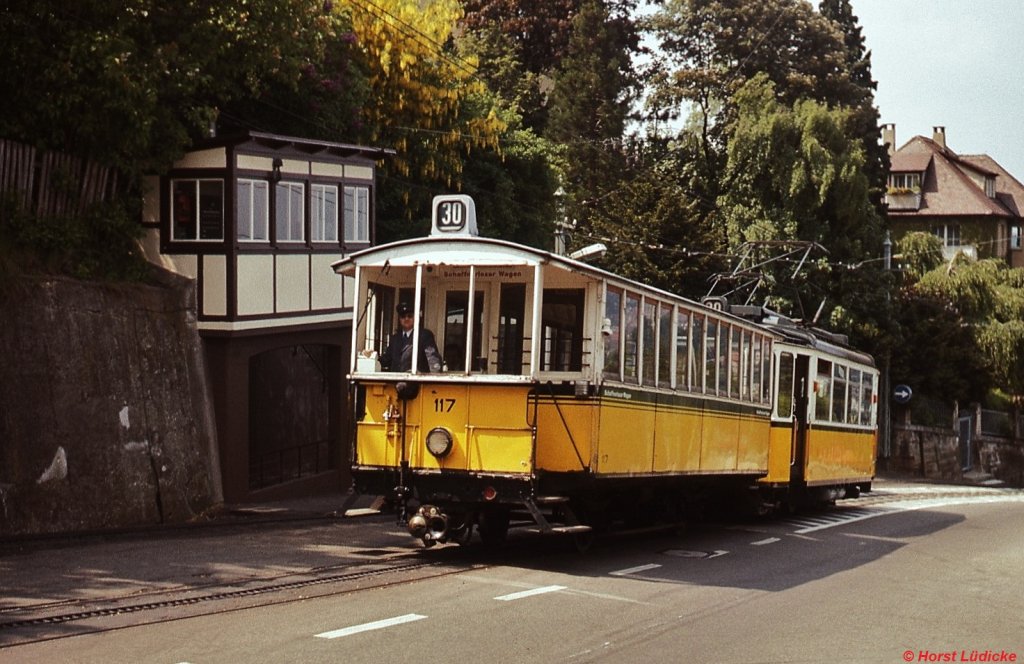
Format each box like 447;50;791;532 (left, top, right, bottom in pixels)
380;302;442;372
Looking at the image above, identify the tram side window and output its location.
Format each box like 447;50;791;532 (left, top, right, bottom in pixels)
741;330;752;401
658;303;672;387
704;318;717;394
675;308;690;390
751;333;762;403
623;293;640;383
762;338;772;403
498;283;526;375
848;368;863;424
832;364;848;422
728;327;740;398
444;291;484;372
861;373;875;425
541;289;584;371
366;283;395;356
777;352;795;418
691;315;704;392
718;323;730;396
815;360;833;420
642;299;656;386
602;287;622;380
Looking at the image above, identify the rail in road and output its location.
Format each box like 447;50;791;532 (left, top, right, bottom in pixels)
3;482;1022;648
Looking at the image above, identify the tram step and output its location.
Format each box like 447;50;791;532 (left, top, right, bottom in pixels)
525;524;593;535
532;496;570;505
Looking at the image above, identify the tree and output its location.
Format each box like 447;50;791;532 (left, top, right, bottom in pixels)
546;0;640;237
818;0;890;209
716;75;887;338
0;0;337;175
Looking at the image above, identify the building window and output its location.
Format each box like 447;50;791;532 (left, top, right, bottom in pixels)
236;179;269;241
933;224;961;247
1012;225;1022;250
172;179;224;241
276;181;305;242
888;173;921;191
344;185;370;243
311;184;339;242
985;177;995;198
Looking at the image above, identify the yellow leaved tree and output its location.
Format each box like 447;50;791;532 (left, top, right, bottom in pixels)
339;0;506;190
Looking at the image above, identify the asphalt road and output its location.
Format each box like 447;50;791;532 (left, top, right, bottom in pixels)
4;483;1024;663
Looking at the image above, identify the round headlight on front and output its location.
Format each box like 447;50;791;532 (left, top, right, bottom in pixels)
426;427;453;458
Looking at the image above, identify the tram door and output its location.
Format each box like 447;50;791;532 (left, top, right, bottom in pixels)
789;354;811;484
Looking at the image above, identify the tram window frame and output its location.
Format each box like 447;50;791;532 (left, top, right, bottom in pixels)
741;330;752;401
762;338;772;403
832;364;848;422
658;303;673;388
675;308;691;390
602;286;623;380
691;314;704;392
623;292;640;384
540;288;585;372
861;373;875;425
704;318;717;395
815;359;833;421
751;333;762;404
366;282;395;357
718;323;730;396
777;352;795;418
728;327;740;399
498;283;526;375
444;290;485;372
642;298;657;386
848;368;863;425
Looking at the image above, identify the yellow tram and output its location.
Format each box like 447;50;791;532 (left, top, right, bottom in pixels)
333;195;878;546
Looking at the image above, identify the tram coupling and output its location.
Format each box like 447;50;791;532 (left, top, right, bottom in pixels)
407;504;448;542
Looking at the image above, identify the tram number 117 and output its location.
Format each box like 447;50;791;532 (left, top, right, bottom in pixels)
434;398;456;413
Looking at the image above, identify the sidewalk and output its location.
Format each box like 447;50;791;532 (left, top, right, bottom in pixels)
0;491;401;633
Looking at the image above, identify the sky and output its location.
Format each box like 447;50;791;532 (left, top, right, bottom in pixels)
850;0;1024;179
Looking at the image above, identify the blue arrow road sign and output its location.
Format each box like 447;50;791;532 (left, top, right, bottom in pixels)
893;384;913;404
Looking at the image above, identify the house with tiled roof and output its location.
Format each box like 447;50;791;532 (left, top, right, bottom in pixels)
882;124;1024;268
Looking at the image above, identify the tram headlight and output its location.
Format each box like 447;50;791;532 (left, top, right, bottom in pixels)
425;427;453;458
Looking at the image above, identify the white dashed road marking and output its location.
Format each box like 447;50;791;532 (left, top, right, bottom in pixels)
315;614;427;639
609;563;662;576
494;585;566;601
751;537;780;546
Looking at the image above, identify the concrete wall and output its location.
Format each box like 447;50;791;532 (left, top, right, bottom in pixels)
0;274;221;536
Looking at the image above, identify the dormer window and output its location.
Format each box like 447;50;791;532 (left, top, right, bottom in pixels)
888;173;921;192
985;176;995;198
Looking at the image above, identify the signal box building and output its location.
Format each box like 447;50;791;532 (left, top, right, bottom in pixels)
139;131;393;502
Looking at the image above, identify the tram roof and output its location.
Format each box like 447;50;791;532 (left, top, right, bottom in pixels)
332;236;777;334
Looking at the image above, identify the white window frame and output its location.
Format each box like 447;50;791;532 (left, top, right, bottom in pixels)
236;179;269;242
344;185;370;243
275;181;305;243
1011;225;1022;250
311;183;339;242
933;224;961;247
172;178;224;242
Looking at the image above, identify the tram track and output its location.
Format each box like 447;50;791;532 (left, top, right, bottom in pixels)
0;551;491;647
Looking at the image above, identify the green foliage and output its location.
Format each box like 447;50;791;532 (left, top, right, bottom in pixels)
716;75;887;334
0;0;336;177
0;192;147;281
895;232;944;282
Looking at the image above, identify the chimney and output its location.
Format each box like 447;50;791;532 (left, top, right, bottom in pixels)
932;126;946;148
882;123;896;156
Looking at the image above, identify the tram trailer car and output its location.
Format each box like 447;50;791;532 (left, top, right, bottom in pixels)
333;196;879;547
